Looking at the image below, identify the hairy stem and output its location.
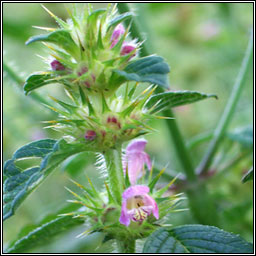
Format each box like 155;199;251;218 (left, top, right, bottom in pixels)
103;145;124;205
197;30;253;175
117;3;196;182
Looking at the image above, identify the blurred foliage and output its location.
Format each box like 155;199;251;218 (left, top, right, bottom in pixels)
3;2;253;252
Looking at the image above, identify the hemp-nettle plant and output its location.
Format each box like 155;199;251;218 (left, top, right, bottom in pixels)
3;3;253;254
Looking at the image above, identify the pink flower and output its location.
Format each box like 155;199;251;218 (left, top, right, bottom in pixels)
119;185;159;226
84;130;97;141
121;42;136;57
50;60;65;71
110;24;125;48
123;139;152;185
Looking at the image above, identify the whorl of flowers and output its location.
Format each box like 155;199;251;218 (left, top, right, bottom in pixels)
24;4;179;242
24;4;169;152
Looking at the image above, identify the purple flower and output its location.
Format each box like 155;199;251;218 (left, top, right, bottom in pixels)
123;139;152;185
119;185;159;226
120;42;136;57
50;60;65;71
111;24;125;48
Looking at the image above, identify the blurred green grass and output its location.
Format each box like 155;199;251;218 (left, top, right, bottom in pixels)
3;3;253;252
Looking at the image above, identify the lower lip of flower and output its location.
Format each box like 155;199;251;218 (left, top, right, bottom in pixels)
126;195;151;222
131;207;149;222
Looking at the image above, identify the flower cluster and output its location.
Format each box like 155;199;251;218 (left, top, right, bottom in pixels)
25;4;164;152
25;3;178;243
63;138;183;242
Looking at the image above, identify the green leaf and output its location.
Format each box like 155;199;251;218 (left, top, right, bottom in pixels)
3;139;90;221
88;8;106;24
23;73;58;95
5;214;83;253
146;90;217;113
113;55;170;89
26;30;79;58
13;139;57;160
227;126;253;148
108;12;134;30
242;167;253;183
3;139;56;220
143;225;253;253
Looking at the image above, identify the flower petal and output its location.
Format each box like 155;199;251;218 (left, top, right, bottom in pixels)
143;194;159;219
126;138;147;152
119;201;130;226
122;185;149;200
143;152;152;170
111;24;125;41
127;153;144;185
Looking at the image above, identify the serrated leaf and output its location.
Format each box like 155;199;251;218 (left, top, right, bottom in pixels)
13;139;56;159
3;139;56;220
242;167;253;183
112;55;170;89
146;90;217;113
3;139;91;221
26;30;79;58
39;139;91;173
143;225;253;253
5;214;83;253
227;126;253;148
24;73;58;95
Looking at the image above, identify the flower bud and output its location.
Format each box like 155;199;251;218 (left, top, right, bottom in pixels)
85;130;97;141
121;42;137;58
111;24;125;48
107;116;121;129
50;60;65;71
77;66;88;76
